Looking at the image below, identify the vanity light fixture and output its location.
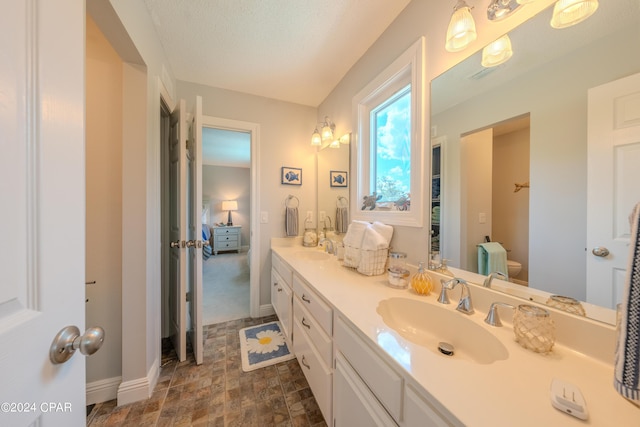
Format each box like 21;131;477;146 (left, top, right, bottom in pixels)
487;0;522;21
445;0;477;53
481;34;513;67
550;0;599;29
329;134;350;149
311;116;335;146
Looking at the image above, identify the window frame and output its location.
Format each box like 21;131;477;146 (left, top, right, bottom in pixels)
351;37;426;227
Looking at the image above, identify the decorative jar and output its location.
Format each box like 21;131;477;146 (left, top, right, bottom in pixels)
513;304;555;353
411;262;433;295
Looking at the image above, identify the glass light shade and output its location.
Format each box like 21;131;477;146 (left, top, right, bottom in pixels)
329;139;340;148
221;200;238;212
481;35;513;67
311;129;322;146
321;123;333;141
550;0;599;29
445;2;477;52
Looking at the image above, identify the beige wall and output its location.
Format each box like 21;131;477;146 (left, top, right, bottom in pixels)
85;16;123;402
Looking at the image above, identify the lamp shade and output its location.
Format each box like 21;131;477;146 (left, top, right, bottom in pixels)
221;200;238;212
481;35;513;67
445;0;477;52
550;0;599;29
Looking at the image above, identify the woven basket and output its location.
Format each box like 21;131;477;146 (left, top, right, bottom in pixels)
342;244;389;276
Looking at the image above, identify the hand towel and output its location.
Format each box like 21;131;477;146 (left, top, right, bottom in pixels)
615;202;640;404
285;206;298;237
371;221;394;247
336;207;349;234
361;226;388;250
477;242;508;278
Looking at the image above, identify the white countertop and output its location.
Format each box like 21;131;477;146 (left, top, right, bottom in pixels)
272;242;640;427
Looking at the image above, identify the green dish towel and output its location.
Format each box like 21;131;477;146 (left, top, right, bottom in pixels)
477;242;508;278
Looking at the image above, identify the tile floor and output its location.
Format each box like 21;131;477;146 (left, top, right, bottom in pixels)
86;316;327;426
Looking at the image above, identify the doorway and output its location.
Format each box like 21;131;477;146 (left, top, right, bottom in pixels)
201;127;251;324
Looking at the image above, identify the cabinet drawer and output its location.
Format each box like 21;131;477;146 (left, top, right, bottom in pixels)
293;297;332;367
335;316;403;421
293;320;332;424
272;253;292;287
215;235;238;243
293;274;332;335
213;227;239;235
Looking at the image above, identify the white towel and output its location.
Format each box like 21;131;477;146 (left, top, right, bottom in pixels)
371;221;394;246
343;220;368;248
615;202;640;404
285;207;298;237
361;226;388;250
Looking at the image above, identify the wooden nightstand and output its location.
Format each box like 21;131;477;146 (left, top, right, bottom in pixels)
211;225;241;255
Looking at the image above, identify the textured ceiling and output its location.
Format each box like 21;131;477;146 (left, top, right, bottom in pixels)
143;0;411;107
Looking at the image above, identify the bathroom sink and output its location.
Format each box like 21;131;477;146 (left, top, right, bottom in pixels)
295;250;331;261
376;298;508;364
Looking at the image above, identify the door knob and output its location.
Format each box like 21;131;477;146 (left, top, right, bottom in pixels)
49;326;105;364
186;240;196;248
202;240;210;247
170;240;181;248
592;247;610;257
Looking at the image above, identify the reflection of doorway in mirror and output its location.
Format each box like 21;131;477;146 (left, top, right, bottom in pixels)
461;114;530;285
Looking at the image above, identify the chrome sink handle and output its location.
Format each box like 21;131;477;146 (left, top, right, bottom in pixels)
484;302;515;327
483;271;508;288
437;279;451;305
440;278;474;315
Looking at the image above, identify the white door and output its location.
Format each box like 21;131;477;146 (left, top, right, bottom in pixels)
586;72;640;308
169;100;188;361
187;96;203;365
0;1;86;425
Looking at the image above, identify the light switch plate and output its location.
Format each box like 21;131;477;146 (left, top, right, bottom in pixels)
260;211;268;223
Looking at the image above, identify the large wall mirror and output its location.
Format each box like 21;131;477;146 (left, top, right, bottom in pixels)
317;138;350;237
431;0;640;325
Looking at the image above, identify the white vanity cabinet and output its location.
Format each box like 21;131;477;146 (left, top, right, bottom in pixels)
292;273;333;423
334;315;461;427
271;253;293;344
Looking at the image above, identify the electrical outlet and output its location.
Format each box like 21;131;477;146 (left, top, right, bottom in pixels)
479;212;487;224
306;211;313;222
319;211;326;222
260;211;269;223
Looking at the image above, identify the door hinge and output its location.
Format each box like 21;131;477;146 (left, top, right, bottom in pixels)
186;292;191;302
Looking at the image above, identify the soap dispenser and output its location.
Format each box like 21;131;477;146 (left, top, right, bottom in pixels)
411;262;433;296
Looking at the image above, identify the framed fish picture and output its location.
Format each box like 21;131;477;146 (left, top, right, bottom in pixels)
281;166;302;185
330;170;348;188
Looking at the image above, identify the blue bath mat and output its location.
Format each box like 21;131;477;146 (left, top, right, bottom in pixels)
239;321;294;372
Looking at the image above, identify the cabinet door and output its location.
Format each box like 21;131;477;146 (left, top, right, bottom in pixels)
403;384;458;427
334;354;397;427
271;269;292;343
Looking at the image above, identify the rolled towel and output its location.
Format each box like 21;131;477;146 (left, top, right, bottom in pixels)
615;202;640;404
361;226;388;250
285;206;298;237
371;221;393;247
343;220;368;248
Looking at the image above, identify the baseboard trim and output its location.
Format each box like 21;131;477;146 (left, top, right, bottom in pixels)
259;304;275;318
116;357;160;406
86;376;122;405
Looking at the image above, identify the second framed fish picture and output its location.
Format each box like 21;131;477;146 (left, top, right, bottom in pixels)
281;166;302;185
330;170;348;188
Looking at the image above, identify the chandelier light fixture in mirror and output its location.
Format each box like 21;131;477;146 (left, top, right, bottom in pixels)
487;0;522;21
550;0;599;29
445;0;477;52
481;34;513;67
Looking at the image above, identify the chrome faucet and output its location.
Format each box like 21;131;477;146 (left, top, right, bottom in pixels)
318;238;335;255
483;271;508;288
484;302;515;327
437;278;474;315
